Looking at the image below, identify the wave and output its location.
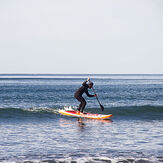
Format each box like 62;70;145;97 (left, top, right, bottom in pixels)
103;105;163;120
0;107;59;119
0;105;163;120
3;156;163;163
21;156;163;163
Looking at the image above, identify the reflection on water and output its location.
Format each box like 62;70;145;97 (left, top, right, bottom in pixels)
59;117;112;130
77;118;112;130
77;118;85;129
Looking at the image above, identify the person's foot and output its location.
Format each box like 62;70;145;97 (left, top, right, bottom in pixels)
77;111;81;114
81;112;87;114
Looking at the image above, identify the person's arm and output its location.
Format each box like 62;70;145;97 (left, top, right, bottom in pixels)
82;78;90;86
82;80;87;86
85;90;95;97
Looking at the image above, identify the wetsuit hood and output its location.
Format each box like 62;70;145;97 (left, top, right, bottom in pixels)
88;82;93;86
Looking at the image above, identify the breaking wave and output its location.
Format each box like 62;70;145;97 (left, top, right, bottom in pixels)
0;105;163;120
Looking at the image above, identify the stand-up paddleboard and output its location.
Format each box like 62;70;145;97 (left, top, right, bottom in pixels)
59;110;112;120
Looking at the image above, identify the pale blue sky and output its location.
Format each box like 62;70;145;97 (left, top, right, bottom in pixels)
0;0;163;74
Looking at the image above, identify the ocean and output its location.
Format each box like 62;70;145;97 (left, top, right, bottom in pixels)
0;74;163;163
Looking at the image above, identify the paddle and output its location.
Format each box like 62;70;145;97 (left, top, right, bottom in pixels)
92;86;104;112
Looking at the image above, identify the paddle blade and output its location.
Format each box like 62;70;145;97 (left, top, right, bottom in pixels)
100;104;104;112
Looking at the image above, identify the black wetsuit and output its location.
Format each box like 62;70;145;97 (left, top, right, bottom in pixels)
74;80;94;112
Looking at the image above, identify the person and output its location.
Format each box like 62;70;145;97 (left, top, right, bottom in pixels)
74;78;96;113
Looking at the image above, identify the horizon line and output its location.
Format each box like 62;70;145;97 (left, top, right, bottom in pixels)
0;73;163;76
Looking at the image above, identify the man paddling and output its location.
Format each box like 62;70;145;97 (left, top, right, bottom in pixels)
74;78;96;113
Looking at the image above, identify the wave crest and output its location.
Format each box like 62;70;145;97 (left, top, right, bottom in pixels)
0;105;163;120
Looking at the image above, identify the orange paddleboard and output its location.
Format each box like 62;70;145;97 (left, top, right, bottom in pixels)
59;110;112;120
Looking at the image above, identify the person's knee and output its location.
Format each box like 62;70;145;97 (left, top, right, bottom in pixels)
83;101;87;106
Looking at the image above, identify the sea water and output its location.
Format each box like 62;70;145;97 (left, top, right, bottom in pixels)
0;74;163;163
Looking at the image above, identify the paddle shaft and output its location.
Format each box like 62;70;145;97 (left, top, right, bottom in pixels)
92;87;101;105
92;86;104;111
88;78;104;111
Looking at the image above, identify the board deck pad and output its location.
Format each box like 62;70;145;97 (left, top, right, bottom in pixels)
59;110;112;120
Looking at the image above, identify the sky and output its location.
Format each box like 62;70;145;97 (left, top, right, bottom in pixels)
0;0;163;74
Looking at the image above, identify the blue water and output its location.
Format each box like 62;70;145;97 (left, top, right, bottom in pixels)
0;74;163;163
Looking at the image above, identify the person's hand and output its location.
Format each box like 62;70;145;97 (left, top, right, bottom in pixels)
87;77;90;81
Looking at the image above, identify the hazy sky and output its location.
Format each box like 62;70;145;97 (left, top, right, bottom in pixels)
0;0;163;74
